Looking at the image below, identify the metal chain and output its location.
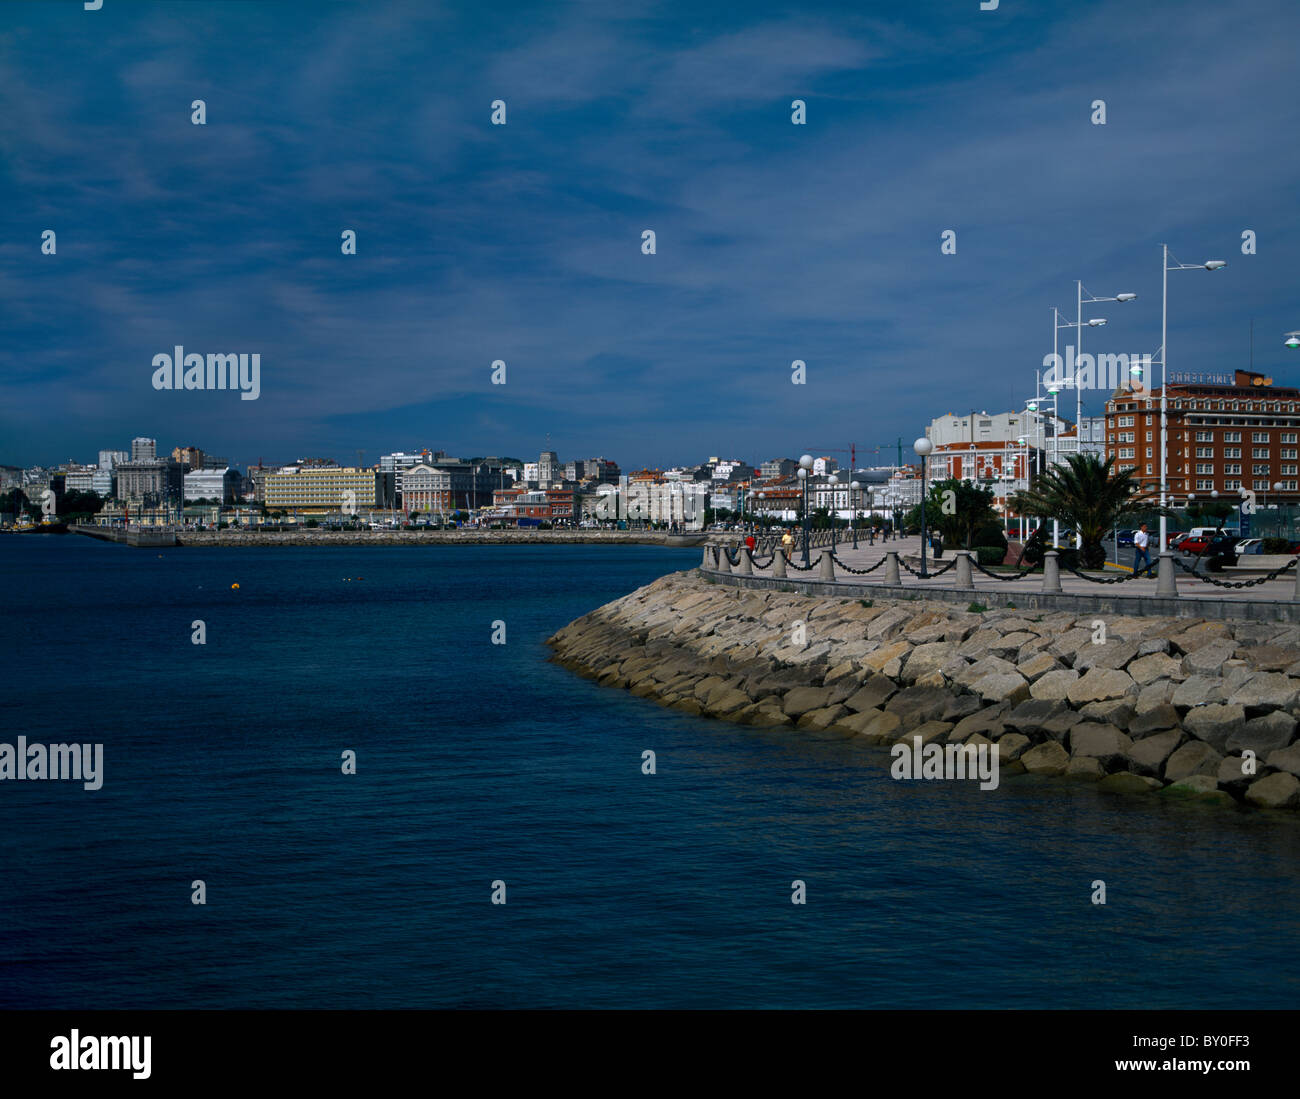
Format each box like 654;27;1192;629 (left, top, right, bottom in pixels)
1065;566;1145;585
786;557;818;572
1172;556;1297;589
971;559;1039;581
750;553;776;568
828;551;887;575
899;555;958;578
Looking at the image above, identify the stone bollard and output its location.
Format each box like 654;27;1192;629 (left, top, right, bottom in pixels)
1041;550;1062;593
737;547;753;575
954;550;974;590
718;546;732;573
818;548;836;581
884;550;901;585
702;544;713;569
1156;552;1178;597
773;550;787;578
1294;559;1300;600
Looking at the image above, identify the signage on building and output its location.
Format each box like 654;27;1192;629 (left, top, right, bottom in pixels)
1170;370;1235;385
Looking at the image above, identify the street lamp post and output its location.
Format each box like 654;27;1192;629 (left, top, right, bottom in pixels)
828;473;839;547
851;480;860;548
1158;246;1227;553
914;437;933;578
798;454;813;566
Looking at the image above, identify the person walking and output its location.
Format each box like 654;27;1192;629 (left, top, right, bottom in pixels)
780;529;794;560
1133;523;1152;576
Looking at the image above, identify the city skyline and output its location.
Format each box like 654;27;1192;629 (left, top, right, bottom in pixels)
3;0;1299;469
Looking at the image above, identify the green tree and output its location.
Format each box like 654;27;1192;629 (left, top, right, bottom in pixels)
921;478;1000;550
1009;453;1157;569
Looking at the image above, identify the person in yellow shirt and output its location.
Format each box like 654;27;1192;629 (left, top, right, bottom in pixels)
780;529;794;559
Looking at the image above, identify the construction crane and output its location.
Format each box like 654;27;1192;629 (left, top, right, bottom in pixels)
806;444;858;472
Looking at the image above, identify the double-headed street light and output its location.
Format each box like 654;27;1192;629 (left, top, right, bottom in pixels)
914;437;933;578
1285;331;1300;350
850;480;861;548
798;454;814;566
828;473;839;547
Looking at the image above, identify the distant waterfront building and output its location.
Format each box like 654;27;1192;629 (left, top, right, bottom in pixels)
62;465;98;493
380;451;434;501
98;450;129;470
184;467;240;503
131;437;157;462
760;457;797;480
538;451;561;487
172;445;205;468
1104;368;1300;500
116;458;182;505
265;467;381;512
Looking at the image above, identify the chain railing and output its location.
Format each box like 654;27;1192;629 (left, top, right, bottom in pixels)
1172;556;1297;589
899;555;958;579
828;551;887;575
971;559;1039;582
1065;565;1147;585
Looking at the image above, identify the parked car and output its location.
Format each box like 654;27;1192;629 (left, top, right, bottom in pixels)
1165;531;1188;550
1234;538;1264;556
1115;528;1137;547
1182;526;1242;555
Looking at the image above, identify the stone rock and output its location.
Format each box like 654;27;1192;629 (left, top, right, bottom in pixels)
1182;637;1239;675
885;686;951;725
1098;771;1162;794
797;705;851;731
972;672;1030;706
1079;698;1135;729
1265;743;1300;778
941;694;983;723
891;721;953;747
1183;703;1247;753
1040;711;1084;744
1125;729;1183;778
948;702;1011;742
1227;673;1300;714
856;709;904;744
954;655;1019;686
1135;679;1175;713
702;687;752;717
843;674;898;712
1242;644;1299;672
1021;741;1070;775
1016;651;1061;682
1171;676;1229;710
997;733;1031;763
901;642;959;684
1075;639;1141;672
1225;711;1297;757
781;685;836;717
861;640;913;676
739;699;793;727
1004;698;1069;736
1164;740;1224;782
1137;637;1171;655
1069;723;1132;768
1127;652;1184;686
1067;668;1137;705
1244;771;1300;810
865;607;913;640
1128;703;1180;738
1030;669;1079;701
1160;777;1236;806
1222;661;1255;690
1217;755;1257;794
1163;774;1218;795
1065;755;1104;782
1171;621;1231;654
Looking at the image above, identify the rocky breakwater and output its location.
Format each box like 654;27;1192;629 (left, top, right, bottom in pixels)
547;571;1300;813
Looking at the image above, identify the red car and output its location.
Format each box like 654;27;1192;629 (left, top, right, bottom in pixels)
1165;531;1188;550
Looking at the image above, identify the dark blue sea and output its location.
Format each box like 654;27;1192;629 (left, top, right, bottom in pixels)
2;536;1299;1009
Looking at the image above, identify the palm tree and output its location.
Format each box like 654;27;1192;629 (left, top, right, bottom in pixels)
1008;453;1158;569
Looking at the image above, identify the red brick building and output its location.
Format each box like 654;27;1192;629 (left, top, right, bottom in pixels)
1104;369;1300;501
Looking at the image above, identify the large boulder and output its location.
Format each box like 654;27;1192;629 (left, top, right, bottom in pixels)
1098;771;1162;795
1127;703;1180;738
1074;639;1141;672
972;672;1031;706
1181;637;1239;675
1016;652;1061;682
1068;723;1133;769
1265;743;1300;778
885;686;952;725
1067;668;1137;705
1227;673;1300;714
1021;741;1070;775
1124;729;1183;778
1065;755;1104;782
1126;652;1184;686
1004;698;1069;737
947;702;1012;743
843;673;898;712
1244;772;1300;810
900;642;960;684
1164;741;1224;782
1225;711;1297;757
1030;669;1079;701
781;685;838;717
1182;703;1247;753
856;709;904;744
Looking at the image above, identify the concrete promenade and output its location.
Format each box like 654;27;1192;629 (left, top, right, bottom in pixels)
703;535;1300;622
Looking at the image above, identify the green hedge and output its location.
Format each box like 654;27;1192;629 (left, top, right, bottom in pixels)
974;546;1005;566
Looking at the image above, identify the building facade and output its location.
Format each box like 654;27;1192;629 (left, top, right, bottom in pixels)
264;467;382;512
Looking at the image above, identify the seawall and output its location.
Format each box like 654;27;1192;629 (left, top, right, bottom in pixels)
77;529;706;548
547;570;1300;813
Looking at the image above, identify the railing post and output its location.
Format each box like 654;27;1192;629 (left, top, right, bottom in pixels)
1294;559;1300;600
884;550;901;585
818;548;835;580
737;547;753;575
1156;551;1178;597
955;550;974;590
1041;550;1062;593
773;549;787;578
718;545;732;573
702;544;713;569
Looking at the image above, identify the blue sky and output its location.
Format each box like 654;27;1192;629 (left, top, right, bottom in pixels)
2;0;1298;471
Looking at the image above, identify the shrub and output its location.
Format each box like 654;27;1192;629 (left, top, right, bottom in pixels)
973;522;1008;553
1263;537;1292;554
974;546;1004;566
967;601;988;613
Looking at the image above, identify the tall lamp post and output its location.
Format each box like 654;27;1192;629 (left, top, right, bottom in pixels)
798;454;813;566
914;437;933;578
1157;246;1227;553
828;473;839;547
851;480;860;548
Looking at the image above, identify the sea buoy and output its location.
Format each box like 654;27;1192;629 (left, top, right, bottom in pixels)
231;583;240;589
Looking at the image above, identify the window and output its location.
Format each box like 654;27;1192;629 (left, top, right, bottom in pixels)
1224;447;1242;458
1281;433;1298;444
1119;447;1135;459
1145;432;1153;441
1253;431;1270;442
1286;481;1299;491
1118;415;1134;427
1224;479;1241;490
1195;430;1212;442
1254;479;1271;491
1254;448;1271;459
1283;464;1298;476
1146;448;1153;458
1119;431;1135;443
1196;478;1214;490
1196;463;1213;474
1253;463;1271;475
1195;447;1213;458
1283;448;1298;459
1224;464;1242;475
1145;464;1153;474
1224;431;1242;442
